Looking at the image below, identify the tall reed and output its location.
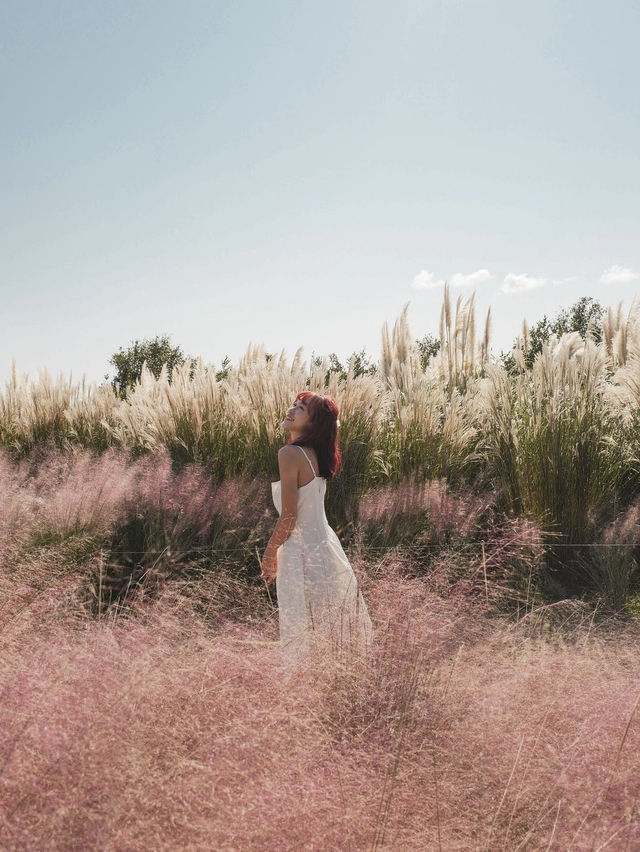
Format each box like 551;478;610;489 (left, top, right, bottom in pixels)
482;336;621;524
378;300;482;487
0;362;119;456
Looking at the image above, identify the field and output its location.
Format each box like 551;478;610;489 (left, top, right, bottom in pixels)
2;290;640;849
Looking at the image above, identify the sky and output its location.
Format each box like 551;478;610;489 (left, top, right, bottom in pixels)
1;0;639;387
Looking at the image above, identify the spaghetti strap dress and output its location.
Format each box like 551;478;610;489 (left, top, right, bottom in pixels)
271;446;373;668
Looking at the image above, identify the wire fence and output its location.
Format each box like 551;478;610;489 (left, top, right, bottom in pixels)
96;542;640;555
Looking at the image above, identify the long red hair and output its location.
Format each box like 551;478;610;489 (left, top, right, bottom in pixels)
287;391;342;480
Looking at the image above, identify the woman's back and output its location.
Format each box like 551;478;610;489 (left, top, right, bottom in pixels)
271;445;328;537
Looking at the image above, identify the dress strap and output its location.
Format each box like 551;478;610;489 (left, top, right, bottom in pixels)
296;445;318;477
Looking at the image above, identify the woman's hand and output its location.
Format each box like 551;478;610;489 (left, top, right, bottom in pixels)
260;550;278;584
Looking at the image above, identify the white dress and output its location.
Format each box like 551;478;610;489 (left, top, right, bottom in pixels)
271;446;373;668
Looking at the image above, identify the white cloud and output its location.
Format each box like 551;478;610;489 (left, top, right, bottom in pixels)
412;270;445;290
600;265;640;285
450;269;492;288
501;273;548;295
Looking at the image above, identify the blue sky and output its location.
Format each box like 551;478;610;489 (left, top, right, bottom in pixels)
2;0;639;386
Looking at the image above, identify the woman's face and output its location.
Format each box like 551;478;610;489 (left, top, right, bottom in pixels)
282;398;312;435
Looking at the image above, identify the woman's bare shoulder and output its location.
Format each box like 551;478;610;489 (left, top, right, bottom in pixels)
278;445;303;470
278;444;300;458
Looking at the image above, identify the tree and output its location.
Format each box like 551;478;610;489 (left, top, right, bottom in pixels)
502;296;604;371
215;355;232;382
562;296;604;342
105;334;191;399
415;333;441;371
345;348;378;379
310;348;377;383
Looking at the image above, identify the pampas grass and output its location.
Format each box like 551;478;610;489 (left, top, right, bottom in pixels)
479;332;625;594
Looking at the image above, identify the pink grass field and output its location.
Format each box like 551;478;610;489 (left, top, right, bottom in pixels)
1;447;640;850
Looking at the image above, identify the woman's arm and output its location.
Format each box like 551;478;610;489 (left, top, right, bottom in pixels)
260;447;298;581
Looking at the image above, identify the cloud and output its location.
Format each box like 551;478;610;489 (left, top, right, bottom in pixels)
450;269;492;288
412;270;445;290
412;268;492;290
501;273;548;295
600;265;640;285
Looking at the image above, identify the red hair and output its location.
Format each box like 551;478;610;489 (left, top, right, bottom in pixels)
288;391;342;480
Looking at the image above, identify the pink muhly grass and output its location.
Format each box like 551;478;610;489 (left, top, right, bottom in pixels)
0;450;40;551
2;444;640;849
583;500;640;611
357;478;492;549
121;446;267;543
0;445;136;545
2;558;639;849
92;448;270;614
472;515;546;610
362;554;493;659
601;501;640;546
0;444;269;552
99;446;270;562
359;507;546;616
0;444;274;623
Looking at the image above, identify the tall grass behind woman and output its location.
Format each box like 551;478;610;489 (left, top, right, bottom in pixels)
261;392;373;668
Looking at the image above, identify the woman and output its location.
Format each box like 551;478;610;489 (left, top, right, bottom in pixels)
261;392;373;667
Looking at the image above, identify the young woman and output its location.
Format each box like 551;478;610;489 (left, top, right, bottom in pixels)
260;392;373;667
